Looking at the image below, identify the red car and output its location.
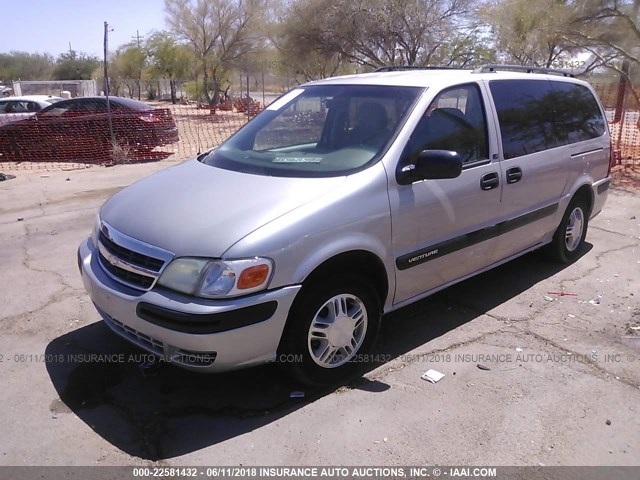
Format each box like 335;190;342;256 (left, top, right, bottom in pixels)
0;96;178;162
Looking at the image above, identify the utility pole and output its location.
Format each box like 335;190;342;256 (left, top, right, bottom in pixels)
104;21;115;147
131;30;144;100
132;30;144;48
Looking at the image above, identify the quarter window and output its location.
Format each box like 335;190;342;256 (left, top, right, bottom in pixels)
490;79;606;160
550;82;606;144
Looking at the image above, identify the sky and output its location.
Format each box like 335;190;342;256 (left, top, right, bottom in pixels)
0;0;168;58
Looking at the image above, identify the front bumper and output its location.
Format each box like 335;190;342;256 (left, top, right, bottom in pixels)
78;237;301;372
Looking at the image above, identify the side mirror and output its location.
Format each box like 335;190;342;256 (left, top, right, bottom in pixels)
396;150;463;185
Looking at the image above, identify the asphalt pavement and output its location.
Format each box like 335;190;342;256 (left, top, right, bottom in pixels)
0;164;638;466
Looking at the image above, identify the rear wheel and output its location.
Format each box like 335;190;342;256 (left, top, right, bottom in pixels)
547;196;589;263
279;275;381;386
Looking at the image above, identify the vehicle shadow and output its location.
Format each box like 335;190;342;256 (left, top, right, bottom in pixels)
45;245;591;460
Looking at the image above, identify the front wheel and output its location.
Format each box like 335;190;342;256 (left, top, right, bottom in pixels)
279;275;382;386
547;197;589;263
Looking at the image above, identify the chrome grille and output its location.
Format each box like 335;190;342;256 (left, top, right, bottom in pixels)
97;221;174;291
98;251;155;289
99;231;164;272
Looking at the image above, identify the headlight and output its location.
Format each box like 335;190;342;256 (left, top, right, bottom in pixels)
91;214;101;247
157;257;273;298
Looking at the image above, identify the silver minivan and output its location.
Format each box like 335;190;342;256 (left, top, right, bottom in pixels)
78;65;612;385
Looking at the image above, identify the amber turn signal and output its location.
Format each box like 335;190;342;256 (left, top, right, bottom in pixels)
237;264;270;289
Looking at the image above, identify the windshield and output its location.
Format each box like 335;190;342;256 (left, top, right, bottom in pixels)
202;84;422;177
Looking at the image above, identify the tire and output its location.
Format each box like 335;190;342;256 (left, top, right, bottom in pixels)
278;275;382;386
547;196;589;263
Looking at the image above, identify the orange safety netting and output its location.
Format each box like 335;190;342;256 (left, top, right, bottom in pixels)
1;85;639;171
592;82;640;170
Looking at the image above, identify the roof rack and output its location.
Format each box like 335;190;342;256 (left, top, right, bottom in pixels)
373;66;461;72
473;64;574;78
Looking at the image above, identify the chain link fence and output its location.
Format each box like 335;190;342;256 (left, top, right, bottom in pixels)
1;75;639;175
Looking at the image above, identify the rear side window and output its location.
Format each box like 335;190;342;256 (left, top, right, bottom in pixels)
549;82;606;144
80;99;108;112
490;79;606;160
490;80;557;159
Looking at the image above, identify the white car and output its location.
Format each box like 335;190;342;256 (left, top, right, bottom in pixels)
0;95;64;126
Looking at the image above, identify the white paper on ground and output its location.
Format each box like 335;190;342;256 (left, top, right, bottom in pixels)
421;369;445;384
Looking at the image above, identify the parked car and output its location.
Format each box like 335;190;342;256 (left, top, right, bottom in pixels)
78;65;612;385
0;95;63;126
0;96;178;162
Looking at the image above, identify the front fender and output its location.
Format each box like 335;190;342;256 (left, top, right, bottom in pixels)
223;163;397;310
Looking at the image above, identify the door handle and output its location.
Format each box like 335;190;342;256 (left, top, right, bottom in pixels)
506;167;522;184
480;172;499;191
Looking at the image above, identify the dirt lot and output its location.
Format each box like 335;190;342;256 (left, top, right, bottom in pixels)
0;164;639;467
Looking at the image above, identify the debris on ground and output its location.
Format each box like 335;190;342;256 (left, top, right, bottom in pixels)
606;419;612;426
289;391;305;399
0;173;16;181
543;295;555;302
589;295;603;306
17;218;24;222
547;291;577;297
625;323;640;335
516;347;523;352
477;364;491;371
421;369;445;384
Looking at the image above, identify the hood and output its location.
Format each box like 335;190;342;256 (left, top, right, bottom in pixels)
100;159;345;257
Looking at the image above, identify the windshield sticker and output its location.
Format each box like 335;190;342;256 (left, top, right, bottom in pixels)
266;89;305;111
273;156;322;163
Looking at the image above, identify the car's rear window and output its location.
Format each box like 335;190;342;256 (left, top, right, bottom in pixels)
112;97;153;111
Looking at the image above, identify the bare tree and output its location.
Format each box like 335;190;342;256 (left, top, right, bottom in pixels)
282;0;479;70
563;0;640;68
165;0;265;104
559;1;640;106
